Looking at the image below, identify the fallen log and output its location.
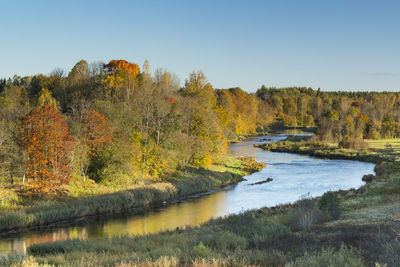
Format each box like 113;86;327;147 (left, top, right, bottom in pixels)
249;177;273;185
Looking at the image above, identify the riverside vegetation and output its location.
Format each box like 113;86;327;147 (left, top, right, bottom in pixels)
0;156;264;232
2;137;400;266
1;59;400;266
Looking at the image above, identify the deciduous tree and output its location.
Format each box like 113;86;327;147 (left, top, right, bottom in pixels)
102;59;140;100
19;104;74;195
83;110;113;155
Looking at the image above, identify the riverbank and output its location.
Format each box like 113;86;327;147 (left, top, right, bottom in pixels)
2;139;399;266
229;127;316;143
257;137;392;163
0;157;265;233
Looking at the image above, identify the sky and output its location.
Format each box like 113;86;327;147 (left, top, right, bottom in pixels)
0;0;399;92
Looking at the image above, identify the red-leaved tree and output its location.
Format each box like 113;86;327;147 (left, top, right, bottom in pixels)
82;110;113;155
20;104;74;195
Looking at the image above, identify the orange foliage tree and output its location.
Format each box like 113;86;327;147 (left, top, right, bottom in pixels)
82;110;113;155
103;59;140;77
102;59;140;99
19;104;74;195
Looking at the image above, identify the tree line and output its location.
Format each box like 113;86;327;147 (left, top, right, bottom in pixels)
256;86;400;147
0;59;399;195
0;59;270;195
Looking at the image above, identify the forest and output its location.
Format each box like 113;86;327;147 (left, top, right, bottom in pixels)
1;59;400;196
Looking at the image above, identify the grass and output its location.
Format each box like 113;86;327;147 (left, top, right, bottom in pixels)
260;139;393;163
367;138;400;150
366;138;400;162
0;187;21;212
0;157;264;232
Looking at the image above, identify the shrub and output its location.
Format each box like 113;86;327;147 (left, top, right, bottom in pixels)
362;174;375;183
193;242;213;258
286;245;364;267
261;221;291;239
252;221;291;247
318;191;341;220
219;211;258;237
202;231;248;250
379;217;400;267
290;194;323;231
339;136;368;150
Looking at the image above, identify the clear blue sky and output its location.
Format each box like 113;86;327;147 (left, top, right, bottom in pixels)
1;0;399;92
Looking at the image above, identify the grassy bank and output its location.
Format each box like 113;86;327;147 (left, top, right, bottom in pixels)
3;140;400;266
0;157;264;233
258;137;394;163
228;131;269;143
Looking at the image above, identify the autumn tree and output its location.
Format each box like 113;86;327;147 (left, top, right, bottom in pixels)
75;110;113;180
178;71;226;168
0;85;28;184
37;87;58;108
152;69;180;146
19;104;74;195
104;64;179;179
83;110;113;154
102;59;140;100
104;59;140;77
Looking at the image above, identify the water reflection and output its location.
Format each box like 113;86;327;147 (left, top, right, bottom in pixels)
0;190;231;254
0;130;375;254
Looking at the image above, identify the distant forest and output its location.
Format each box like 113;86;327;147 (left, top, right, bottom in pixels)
1;59;399;194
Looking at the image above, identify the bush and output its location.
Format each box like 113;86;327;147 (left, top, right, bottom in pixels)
379;217;400;267
286;245;364;267
202;231;247;250
193;242;213;258
339;136;368;150
318;191;341;220
219;211;258;237
252;221;291;247
261;221;291;239
290;194;323;231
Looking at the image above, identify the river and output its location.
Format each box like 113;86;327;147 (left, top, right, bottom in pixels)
0;131;375;254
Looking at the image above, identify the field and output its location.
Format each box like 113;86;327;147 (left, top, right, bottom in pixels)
366;139;400;161
367;138;400;149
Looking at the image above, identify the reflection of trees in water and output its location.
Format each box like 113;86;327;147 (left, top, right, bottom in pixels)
116;192;229;236
86;220;108;239
2;228;89;254
1;193;229;254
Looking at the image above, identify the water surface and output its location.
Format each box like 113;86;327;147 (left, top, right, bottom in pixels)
0;131;375;254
